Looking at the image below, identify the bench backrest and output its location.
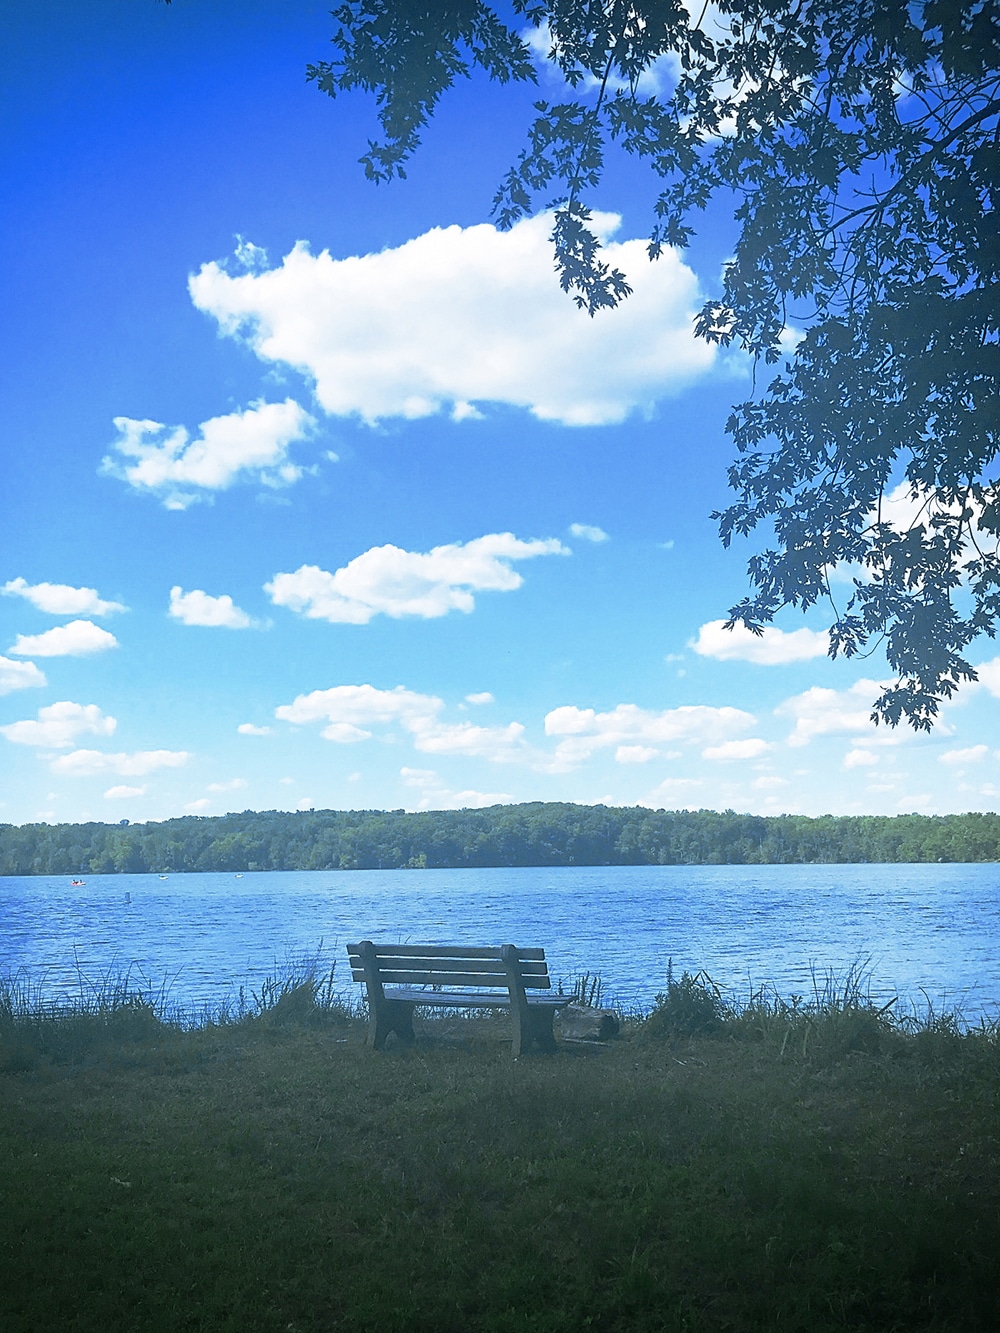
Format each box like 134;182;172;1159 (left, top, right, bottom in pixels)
346;942;553;991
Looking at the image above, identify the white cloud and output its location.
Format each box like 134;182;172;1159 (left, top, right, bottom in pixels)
940;745;989;765
9;620;118;657
207;778;249;792
0;702;117;749
465;691;494;706
237;722;271;736
2;578;126;616
972;657;1000;697
645;777;704;806
523;22;680;98
844;748;879;769
753;775;789;790
776;679;890;747
185;798;211;812
898;794;934;812
103;399;314;509
544;701;755;770
104;784;147;799
0;655;46;695
702;738;770;761
569;523;609;543
400;766;513;811
169;586;256;629
266;533;567;623
409;718;527;762
49;749;190;776
296;798;314;811
615;745;659;764
276;684;435;739
275;683;530;763
691;619;830;665
189;214;716;428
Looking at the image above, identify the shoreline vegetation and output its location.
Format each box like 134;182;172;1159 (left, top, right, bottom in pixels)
2;961;998;1331
4;802;1000;875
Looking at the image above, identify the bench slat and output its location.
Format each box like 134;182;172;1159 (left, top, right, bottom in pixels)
383;987;568;1009
346;943;546;962
346;954;549;978
352;968;552;989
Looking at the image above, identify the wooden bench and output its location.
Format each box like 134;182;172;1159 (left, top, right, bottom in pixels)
346;941;571;1055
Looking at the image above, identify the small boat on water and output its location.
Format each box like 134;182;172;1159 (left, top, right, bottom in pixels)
70;878;85;886
235;873;244;879
158;874;168;880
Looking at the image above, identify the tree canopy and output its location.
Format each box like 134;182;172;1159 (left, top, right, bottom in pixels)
306;1;1000;730
4;802;1000;873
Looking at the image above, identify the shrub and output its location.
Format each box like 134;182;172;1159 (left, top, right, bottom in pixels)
637;963;727;1042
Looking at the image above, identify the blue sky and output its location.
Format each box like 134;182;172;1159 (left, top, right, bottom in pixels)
3;0;1000;826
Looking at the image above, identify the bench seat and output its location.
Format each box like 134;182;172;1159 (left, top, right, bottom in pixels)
347;941;570;1054
379;987;569;1010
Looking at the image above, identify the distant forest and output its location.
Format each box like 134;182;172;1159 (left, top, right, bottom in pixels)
2;803;1000;875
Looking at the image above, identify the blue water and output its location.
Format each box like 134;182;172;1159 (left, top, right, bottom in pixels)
2;863;999;1020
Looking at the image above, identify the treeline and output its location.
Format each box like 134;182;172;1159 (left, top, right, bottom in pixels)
2;803;1000;875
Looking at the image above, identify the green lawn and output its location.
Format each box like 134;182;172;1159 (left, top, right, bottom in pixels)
2;984;999;1332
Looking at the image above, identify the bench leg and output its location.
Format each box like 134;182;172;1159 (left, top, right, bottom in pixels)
527;1006;558;1054
368;999;416;1050
511;1006;558;1056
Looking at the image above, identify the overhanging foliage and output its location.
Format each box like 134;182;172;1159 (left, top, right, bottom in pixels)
309;1;1000;728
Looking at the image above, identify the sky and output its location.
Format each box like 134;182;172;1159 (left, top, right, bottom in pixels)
3;0;1000;827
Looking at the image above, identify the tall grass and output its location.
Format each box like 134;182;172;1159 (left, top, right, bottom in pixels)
0;952;360;1073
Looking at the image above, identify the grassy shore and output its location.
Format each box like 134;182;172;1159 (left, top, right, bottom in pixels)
2;968;999;1332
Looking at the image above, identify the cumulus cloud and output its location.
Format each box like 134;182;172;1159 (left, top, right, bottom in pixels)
691;619;830;665
237;722;271;736
169;586;257;629
615;745;659;764
0;655;46;695
702;738;770;761
753;775;789;790
188;214;716;428
2;578;126;616
104;784;147;799
266;533;567;624
940;745;989;765
207;778;249;792
400;766;514;811
410;718;527;761
569;523;609;543
524;22;680;98
49;749;191;777
275;683;530;763
0;702;116;749
776;679;890;746
844;748;879;769
544;701;755;770
972;657;1000;697
103;399;314;509
465;692;494;706
645;777;704;806
9;620;118;657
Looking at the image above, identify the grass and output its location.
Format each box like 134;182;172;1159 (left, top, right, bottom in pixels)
1;963;999;1332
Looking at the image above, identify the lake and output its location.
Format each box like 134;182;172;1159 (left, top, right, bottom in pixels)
2;863;999;1021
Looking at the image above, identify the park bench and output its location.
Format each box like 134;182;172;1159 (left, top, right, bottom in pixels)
346;941;571;1055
